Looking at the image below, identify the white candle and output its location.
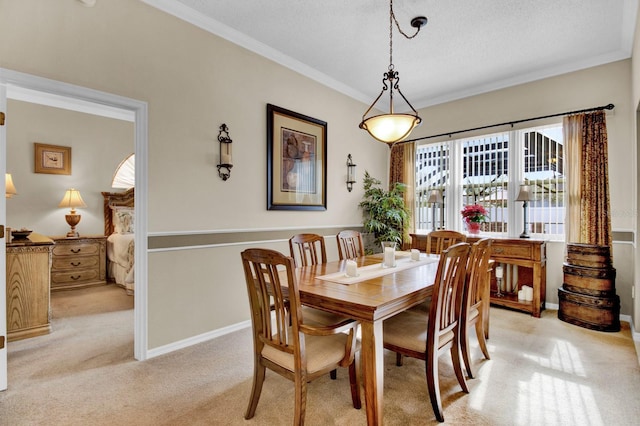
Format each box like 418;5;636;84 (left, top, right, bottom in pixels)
346;260;358;277
524;285;534;301
383;246;395;268
221;152;232;165
495;265;504;279
411;249;420;261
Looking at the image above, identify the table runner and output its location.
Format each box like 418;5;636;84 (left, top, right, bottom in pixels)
316;253;439;285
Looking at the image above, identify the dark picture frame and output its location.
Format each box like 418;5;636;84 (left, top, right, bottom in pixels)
34;143;72;175
267;104;327;211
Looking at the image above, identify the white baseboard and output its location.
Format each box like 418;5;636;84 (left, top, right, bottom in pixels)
146;320;251;359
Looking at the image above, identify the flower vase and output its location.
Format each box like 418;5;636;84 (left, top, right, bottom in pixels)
467;221;481;234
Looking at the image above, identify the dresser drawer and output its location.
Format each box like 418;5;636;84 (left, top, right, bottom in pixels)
52;269;100;286
490;242;533;260
52;241;100;257
52;255;100;271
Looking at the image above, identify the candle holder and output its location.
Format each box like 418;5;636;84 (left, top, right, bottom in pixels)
495;264;504;297
381;241;397;268
217;123;233;181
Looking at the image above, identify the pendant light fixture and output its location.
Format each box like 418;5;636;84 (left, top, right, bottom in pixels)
359;0;427;145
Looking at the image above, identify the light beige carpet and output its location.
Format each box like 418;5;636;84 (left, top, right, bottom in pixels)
1;284;639;425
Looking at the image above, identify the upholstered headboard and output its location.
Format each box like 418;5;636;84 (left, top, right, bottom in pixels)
102;187;134;236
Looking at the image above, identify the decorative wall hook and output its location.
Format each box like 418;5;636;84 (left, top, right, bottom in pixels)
346;154;357;192
217;123;233;181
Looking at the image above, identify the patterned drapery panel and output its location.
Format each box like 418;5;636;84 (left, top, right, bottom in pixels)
390;143;416;248
563;111;611;248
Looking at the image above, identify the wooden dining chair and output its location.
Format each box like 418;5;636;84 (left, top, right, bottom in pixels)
288;233;327;267
425;230;467;254
461;238;493;379
336;230;365;260
241;248;361;425
383;242;471;422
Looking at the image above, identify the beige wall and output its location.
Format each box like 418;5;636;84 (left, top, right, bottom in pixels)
1;0;637;350
5;100;133;237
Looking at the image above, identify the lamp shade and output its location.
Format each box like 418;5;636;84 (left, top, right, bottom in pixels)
360;113;421;144
58;188;87;210
516;184;535;202
427;189;443;204
5;173;17;198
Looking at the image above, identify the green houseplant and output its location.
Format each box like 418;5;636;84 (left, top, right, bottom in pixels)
359;171;410;250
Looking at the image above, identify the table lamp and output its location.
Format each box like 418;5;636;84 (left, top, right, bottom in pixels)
516;184;535;238
427;189;443;231
5;173;17;198
59;188;87;237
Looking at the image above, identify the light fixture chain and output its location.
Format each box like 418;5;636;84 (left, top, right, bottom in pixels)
390;0;423;40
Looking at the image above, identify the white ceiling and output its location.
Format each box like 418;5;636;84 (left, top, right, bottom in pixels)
147;1;638;110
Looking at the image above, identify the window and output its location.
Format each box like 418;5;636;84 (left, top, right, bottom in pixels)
415;124;564;238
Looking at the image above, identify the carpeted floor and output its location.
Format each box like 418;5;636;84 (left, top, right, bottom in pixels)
1;284;639;425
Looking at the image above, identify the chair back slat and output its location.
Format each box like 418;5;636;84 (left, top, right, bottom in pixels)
289;233;327;267
337;230;365;260
426;230;467;254
464;238;493;312
242;248;299;353
429;242;470;340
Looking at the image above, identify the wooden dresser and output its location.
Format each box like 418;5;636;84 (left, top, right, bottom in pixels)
50;235;107;291
6;233;54;341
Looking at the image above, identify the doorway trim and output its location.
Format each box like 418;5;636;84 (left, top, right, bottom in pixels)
0;68;149;363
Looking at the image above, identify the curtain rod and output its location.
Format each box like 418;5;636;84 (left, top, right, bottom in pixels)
397;103;615;145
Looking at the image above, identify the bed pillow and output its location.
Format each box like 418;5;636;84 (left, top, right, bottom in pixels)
112;207;135;234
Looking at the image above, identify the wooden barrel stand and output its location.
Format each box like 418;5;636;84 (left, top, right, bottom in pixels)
558;243;620;332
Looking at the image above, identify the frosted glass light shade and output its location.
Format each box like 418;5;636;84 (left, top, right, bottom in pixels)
360;113;421;144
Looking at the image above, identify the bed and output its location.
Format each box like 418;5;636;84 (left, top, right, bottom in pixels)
102;188;135;295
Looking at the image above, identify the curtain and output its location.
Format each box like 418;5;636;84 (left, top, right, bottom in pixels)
390;142;415;249
563;110;612;248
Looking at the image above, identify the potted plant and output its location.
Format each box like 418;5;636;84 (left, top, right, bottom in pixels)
460;203;489;234
359;171;410;251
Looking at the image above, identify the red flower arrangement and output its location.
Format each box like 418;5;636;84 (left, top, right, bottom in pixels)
460;204;489;223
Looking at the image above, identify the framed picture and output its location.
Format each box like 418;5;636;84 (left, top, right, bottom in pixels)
34;143;72;175
267;104;327;211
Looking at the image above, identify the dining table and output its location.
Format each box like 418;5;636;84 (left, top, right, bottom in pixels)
293;251;441;425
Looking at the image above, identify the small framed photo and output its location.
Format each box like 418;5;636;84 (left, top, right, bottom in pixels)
34;143;72;175
267;104;327;211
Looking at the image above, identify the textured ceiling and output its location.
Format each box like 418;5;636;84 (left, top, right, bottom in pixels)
145;0;638;110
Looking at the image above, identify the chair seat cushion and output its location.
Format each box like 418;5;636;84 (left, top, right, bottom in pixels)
383;310;455;353
383;310;429;354
262;330;350;374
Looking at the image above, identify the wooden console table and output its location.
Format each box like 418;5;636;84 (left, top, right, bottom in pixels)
469;236;547;318
410;233;547;317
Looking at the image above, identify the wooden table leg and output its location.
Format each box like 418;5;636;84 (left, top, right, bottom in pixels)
360;320;384;425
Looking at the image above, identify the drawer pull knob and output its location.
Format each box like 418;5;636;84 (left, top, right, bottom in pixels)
494;248;504;253
71;275;81;280
71;262;81;267
71;249;81;254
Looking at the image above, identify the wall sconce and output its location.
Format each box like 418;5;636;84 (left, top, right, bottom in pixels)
217;123;233;181
427;189;443;231
5;173;17;198
516;184;536;238
346;154;357;192
58;188;87;238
